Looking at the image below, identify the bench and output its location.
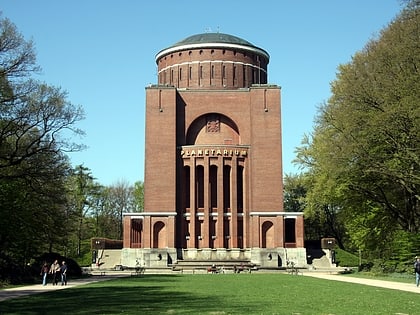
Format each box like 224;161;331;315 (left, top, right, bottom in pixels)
207;266;225;274
233;264;257;273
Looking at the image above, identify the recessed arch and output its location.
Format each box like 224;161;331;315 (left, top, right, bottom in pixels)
153;221;166;248
262;221;274;248
186;113;240;145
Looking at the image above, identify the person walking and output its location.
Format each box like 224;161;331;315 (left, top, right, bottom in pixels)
49;260;61;285
40;262;49;286
414;256;420;287
60;261;68;286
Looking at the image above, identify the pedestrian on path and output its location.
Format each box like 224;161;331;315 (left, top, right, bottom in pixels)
49;260;61;285
40;262;49;286
60;261;68;285
414;256;420;287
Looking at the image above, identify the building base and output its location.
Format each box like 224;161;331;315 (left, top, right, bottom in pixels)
121;247;307;269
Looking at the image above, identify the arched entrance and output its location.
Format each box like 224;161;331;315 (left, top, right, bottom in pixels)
262;221;274;248
153;221;166;248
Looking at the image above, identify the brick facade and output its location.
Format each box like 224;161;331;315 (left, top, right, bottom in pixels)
122;33;306;268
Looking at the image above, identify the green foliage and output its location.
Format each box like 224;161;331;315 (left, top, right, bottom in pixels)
73;240;93;267
334;248;361;267
65;165;102;257
294;1;420;261
132;181;144;211
0;15;85;282
283;173;307;212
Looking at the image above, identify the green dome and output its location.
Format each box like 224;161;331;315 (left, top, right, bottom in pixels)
156;32;269;62
170;33;256;49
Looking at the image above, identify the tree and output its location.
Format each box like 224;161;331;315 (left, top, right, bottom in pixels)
0;15;85;280
133;181;144;212
0;15;84;180
66;165;101;257
101;180;135;239
283;173;307;213
295;1;420;259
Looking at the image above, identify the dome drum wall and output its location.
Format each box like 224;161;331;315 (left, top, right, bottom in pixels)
155;33;269;90
157;48;268;89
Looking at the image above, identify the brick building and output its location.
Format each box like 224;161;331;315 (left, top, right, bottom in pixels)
122;33;306;269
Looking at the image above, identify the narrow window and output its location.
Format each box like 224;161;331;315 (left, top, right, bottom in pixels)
189;66;192;80
199;65;203;79
222;65;226;79
233;65;236;81
179;68;182;81
285;218;296;243
211;65;214;79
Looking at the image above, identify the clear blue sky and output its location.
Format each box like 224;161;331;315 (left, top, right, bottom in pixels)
0;1;402;186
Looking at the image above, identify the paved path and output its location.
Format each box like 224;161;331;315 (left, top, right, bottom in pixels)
0;271;419;302
0;274;123;302
303;271;420;294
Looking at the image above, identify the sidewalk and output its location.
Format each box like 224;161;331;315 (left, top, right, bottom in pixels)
303;271;420;294
0;273;124;302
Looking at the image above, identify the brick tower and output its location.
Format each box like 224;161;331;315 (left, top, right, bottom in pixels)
122;33;306;269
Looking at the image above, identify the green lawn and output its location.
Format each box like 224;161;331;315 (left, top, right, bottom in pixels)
0;274;419;314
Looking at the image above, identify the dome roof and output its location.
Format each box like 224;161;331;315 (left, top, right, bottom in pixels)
155;32;269;62
171;33;256;48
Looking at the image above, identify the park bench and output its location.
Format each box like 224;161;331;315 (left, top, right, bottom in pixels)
233;264;257;273
207;265;224;274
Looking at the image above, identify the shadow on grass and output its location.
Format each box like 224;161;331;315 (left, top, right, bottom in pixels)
0;275;256;315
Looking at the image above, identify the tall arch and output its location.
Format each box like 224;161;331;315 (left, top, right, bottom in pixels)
186;113;240;145
153;221;166;248
262;221;274;248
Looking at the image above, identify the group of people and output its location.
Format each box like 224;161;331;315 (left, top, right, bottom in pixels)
40;260;67;286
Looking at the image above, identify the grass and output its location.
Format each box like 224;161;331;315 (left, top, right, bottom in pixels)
0;273;419;314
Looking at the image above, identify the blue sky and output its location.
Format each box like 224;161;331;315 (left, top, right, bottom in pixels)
0;1;402;186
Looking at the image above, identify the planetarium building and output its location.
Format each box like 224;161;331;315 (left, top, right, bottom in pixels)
122;32;306;269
